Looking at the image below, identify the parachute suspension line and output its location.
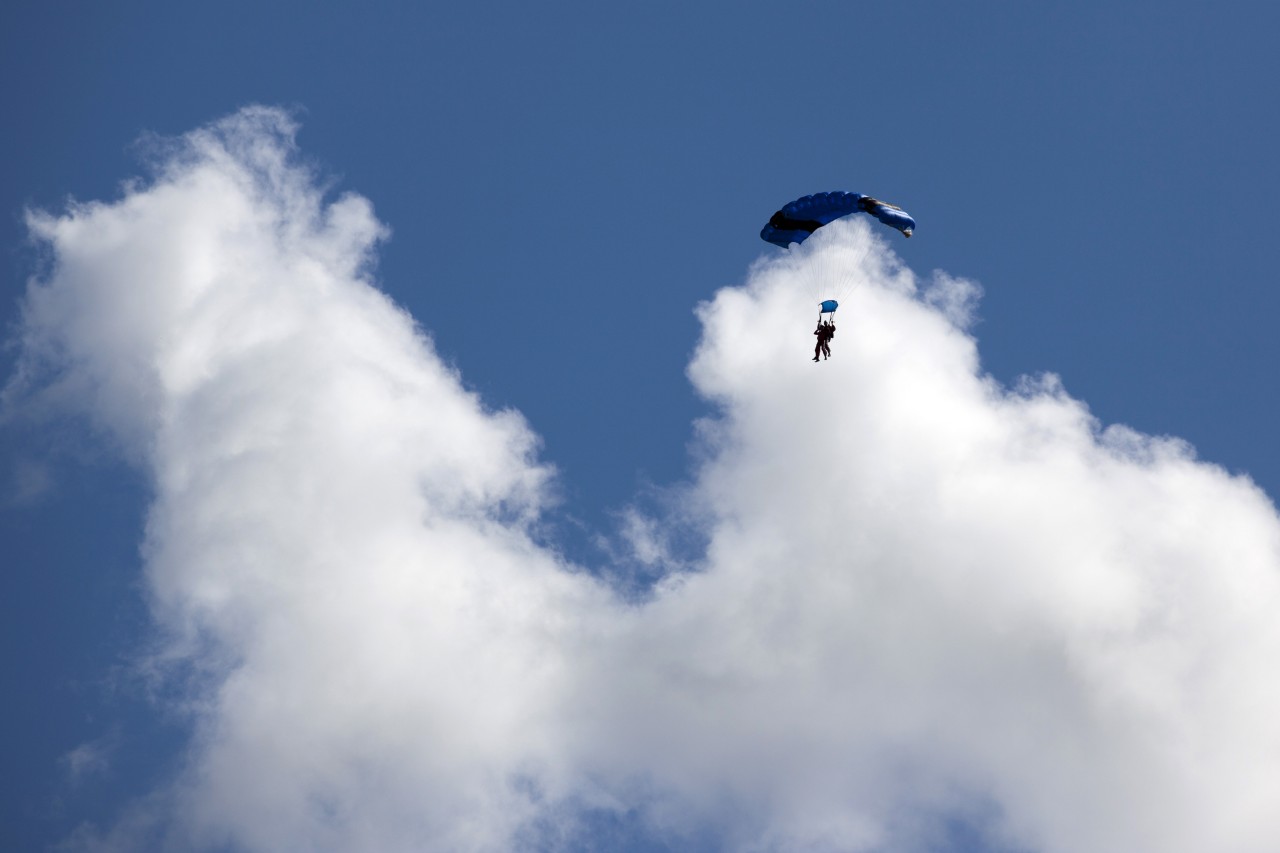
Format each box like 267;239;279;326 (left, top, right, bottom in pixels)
805;228;866;314
807;236;839;309
785;221;871;322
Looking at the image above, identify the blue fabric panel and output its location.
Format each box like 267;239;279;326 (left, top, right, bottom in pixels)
760;191;914;246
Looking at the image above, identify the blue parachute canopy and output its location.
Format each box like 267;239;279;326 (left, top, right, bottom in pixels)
819;299;839;314
761;191;915;247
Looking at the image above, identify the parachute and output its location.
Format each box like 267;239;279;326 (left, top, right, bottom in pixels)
760;191;915;247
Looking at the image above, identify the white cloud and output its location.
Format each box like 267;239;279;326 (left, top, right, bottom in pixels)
62;737;114;786
15;107;1280;853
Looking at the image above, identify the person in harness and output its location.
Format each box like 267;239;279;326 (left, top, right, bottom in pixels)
813;320;835;361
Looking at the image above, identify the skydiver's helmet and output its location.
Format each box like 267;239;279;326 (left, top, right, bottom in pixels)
902;228;913;238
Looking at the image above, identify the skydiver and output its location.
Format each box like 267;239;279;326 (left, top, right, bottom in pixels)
813;321;833;362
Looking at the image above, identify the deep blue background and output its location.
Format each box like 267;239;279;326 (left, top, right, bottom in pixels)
3;2;1278;849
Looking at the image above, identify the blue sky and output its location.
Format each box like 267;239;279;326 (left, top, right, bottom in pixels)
4;3;1280;851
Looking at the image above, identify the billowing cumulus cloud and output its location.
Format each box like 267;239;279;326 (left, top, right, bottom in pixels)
13;107;1280;853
